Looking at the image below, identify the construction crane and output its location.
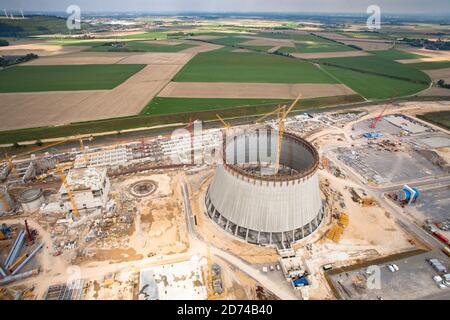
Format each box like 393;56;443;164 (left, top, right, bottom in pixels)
55;162;79;218
370;98;392;129
216;114;231;130
255;95;302;174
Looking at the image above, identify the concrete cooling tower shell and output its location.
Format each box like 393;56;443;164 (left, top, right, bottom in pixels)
205;129;324;248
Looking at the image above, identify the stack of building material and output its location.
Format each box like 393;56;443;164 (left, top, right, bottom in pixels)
326;224;344;243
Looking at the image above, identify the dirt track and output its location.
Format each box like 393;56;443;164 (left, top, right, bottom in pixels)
158;82;356;99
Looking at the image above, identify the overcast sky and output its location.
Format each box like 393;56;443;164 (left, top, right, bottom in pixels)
1;0;449;15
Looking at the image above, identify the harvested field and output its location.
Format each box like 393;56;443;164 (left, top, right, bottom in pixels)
0;64;185;130
340;40;392;51
241;38;295;47
179;41;224;54
395;48;450;64
418;87;450;97
424;68;450;82
158;82;356;99
117;52;194;65
23;52;134;65
0;40;88;56
292;51;368;59
314;32;393;51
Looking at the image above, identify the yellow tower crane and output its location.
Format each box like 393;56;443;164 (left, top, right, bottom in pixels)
255;94;302;174
55;162;80;218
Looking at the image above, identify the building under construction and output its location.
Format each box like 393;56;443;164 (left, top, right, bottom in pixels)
205;129;324;249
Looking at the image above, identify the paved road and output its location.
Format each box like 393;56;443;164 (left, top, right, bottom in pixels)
179;178;299;300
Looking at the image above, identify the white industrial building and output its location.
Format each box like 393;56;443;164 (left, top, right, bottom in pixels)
205;130;324;249
59;167;110;213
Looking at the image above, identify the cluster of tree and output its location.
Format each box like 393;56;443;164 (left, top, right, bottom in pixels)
437;79;450;89
0;53;38;67
0;39;9;46
402;38;450;50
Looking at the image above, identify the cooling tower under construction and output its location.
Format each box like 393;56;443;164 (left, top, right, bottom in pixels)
205;129;324;249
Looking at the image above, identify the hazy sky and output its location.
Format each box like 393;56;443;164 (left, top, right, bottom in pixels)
1;0;449;15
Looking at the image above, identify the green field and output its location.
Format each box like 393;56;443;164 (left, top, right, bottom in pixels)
369;49;425;60
208;36;250;46
276;42;355;54
141;98;290;115
87;41;195;52
408;61;450;70
315;55;430;83
173;50;337;83
322;65;429;100
417;111;450;130
0;64;145;92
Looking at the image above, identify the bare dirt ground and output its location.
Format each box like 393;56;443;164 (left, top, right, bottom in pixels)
23;52;135;65
158;82;356;99
424;67;450;82
0;64;185;130
292;51;369;59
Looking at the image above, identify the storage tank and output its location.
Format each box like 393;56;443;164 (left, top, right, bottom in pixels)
18;188;44;213
0;185;15;215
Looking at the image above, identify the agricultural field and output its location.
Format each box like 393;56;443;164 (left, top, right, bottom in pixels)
369;49;426;60
141;97;289;115
417;111;450;130
0;64;145;92
86;41;195;53
315;55;431;83
172;50;337;83
321;65;429;100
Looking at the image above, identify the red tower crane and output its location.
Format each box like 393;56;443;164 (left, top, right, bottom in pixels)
370;98;392;129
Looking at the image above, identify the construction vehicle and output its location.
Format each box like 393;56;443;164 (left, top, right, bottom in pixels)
206;245;225;300
55;163;80;218
216;114;231;130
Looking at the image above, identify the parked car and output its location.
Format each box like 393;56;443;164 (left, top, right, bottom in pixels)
387;264;396;273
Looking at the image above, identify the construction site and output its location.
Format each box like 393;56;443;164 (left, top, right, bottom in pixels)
0;98;449;300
